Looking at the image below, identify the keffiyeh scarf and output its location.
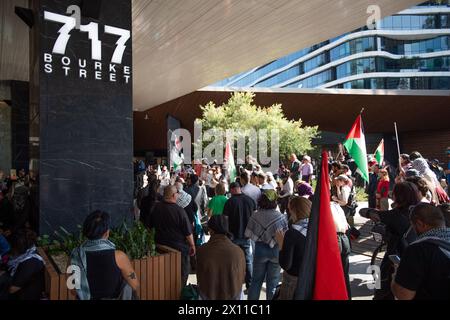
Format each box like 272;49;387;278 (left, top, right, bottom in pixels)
7;246;44;276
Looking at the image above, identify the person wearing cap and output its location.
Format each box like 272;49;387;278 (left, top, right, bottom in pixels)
223;182;257;292
300;155;313;184
196;215;246;300
245;189;288;300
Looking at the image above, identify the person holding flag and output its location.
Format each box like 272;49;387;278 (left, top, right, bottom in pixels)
170;132;184;172
295;150;349;300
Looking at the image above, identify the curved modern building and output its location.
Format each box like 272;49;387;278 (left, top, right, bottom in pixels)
212;1;450;90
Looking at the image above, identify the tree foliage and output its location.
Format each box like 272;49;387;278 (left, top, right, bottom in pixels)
195;92;319;163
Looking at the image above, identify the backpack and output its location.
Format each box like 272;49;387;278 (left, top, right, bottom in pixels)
344;183;358;217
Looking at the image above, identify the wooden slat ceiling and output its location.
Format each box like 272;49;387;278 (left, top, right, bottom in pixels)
132;0;422;110
1;0;423;109
0;0;29;83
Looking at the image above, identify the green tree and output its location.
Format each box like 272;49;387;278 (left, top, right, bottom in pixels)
195;92;319;163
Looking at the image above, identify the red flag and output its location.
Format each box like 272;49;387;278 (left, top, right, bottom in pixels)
313;150;348;300
296;150;348;300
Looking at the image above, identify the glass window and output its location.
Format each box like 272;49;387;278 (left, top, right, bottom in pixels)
254;65;300;87
401;16;411;29
423;15;435;29
393;16;402;29
442;14;450;28
382;16;392;29
411;15;421;29
430;77;450;89
304;53;327;73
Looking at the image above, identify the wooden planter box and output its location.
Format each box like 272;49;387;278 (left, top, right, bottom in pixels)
38;245;181;300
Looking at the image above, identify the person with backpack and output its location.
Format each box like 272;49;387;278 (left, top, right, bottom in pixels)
392;203;450;300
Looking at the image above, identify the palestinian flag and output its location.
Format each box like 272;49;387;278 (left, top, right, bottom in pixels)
295;150;349;300
374;139;384;167
343;115;369;182
170;133;184;172
224;141;237;183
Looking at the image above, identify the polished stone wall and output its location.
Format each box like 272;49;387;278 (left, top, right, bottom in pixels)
34;0;133;234
10;81;29;171
0;102;12;173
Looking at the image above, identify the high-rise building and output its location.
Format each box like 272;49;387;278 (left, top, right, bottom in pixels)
212;1;450;90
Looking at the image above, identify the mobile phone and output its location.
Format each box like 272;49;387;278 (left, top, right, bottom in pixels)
389;255;401;265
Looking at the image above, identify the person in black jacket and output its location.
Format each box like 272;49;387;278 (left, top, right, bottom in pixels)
275;196;311;300
222;182;256;291
367;164;380;209
392;203;450;300
360;182;420;300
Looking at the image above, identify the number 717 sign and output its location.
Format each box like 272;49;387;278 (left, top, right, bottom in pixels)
44;5;130;65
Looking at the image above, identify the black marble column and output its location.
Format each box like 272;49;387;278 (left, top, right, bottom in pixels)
31;0;133;234
10;81;30;172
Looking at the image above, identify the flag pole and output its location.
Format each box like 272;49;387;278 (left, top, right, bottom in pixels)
394;122;402;170
360;107;365;115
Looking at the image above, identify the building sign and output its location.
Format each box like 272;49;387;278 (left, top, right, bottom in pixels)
37;0;133;235
41;4;131;84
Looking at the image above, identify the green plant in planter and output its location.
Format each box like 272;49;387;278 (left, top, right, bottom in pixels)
53;226;85;256
109;221;157;260
37;234;61;255
38;221;157;260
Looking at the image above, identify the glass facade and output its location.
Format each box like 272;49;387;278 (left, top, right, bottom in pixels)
285;70;332;88
382;36;450;55
340;77;450;89
330;37;376;61
211;1;450;90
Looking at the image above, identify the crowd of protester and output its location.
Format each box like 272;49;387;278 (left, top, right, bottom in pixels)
0;147;449;300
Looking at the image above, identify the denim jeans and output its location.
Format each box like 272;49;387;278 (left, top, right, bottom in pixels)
232;238;253;289
248;242;281;300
